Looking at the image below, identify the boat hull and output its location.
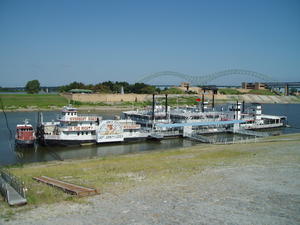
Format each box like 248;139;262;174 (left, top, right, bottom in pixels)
43;139;96;146
15;139;35;147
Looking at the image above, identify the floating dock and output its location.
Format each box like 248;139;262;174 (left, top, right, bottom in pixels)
33;176;99;197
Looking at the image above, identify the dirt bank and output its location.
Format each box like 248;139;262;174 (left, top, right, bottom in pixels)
1;134;300;225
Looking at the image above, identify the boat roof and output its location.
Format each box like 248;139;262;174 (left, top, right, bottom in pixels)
155;120;245;128
62;105;77;112
17;124;33;129
261;114;286;119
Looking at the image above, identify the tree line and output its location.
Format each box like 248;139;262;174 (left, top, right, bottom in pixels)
22;80;187;94
59;81;186;94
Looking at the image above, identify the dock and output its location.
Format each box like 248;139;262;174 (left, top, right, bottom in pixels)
33;176;99;196
230;128;270;137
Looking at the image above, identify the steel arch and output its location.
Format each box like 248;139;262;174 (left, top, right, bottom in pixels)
137;69;276;85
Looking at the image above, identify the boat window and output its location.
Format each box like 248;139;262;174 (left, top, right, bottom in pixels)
86;132;88;135
77;132;80;136
81;132;84;135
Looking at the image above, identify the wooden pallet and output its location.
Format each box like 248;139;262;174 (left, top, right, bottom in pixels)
33;176;99;197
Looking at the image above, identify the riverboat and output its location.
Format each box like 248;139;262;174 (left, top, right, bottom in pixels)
37;105;147;146
123;101;287;134
36;99;287;146
15;120;36;147
38;105;101;145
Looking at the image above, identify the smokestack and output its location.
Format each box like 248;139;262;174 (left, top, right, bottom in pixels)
212;93;215;110
152;94;155;124
236;100;239;120
165;94;168;119
242;101;245;113
201;94;204;112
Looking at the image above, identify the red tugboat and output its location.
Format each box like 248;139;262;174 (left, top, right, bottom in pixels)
15;120;36;147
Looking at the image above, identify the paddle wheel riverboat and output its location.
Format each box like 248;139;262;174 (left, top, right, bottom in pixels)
38;106;101;146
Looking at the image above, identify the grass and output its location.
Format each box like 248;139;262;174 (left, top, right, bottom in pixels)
219;88;242;95
2;144;251;207
248;89;276;95
1;133;300;220
158;96;200;106
0;94;68;110
70;96;201;108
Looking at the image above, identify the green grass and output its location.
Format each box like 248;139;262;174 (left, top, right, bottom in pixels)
248;89;276;95
160;96;200;106
219;88;242;95
0;94;68;110
71;96;201;108
1;133;299;219
69;100;110;106
4;144;251;207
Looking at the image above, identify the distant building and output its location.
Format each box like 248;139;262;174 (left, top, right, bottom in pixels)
180;82;190;91
242;82;268;90
68;89;93;94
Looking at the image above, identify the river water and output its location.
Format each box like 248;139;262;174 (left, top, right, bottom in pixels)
0;104;299;166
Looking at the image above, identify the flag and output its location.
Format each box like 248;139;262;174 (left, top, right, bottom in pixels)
196;98;201;102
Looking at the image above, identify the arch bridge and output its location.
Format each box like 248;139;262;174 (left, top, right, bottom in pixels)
137;69;276;86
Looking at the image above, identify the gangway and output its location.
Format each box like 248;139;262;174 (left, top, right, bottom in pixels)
231;128;269;137
148;133;164;140
186;133;211;143
0;169;27;206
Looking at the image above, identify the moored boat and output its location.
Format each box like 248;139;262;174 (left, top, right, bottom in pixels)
15;120;36;147
38;105;101;146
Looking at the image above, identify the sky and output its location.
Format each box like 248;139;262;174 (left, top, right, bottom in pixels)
0;0;300;87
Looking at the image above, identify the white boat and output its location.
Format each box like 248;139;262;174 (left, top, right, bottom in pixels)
123;102;287;134
37;101;287;146
38;106;148;146
39;106;101;145
95;119;149;144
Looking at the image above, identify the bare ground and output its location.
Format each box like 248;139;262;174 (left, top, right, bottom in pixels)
1;135;300;225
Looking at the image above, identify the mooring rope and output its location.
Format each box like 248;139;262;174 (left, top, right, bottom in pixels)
0;97;16;155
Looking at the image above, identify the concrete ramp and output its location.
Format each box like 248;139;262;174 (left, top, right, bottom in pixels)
0;170;27;206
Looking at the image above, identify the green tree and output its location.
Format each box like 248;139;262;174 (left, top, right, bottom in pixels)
25;80;40;94
93;83;112;93
59;81;86;92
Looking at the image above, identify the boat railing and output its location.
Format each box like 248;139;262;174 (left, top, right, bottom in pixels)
77;113;101;117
